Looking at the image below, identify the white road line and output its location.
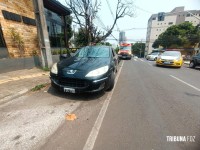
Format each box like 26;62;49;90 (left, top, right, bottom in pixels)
83;61;124;150
170;75;200;92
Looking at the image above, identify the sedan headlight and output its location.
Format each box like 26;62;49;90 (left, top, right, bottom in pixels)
51;63;58;74
157;56;161;61
174;57;181;61
86;66;109;77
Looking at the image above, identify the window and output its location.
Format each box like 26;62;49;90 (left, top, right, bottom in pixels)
158;12;165;21
22;16;36;26
186;14;190;17
168;22;173;25
2;10;21;22
152;17;156;20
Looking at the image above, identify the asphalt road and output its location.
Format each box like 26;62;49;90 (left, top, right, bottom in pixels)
0;58;200;150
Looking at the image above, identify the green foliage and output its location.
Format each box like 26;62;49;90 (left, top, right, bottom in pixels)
52;49;71;55
115;46;119;54
65;16;73;47
132;42;145;57
153;22;200;49
74;28;88;47
10;28;25;57
42;67;50;71
32;50;39;56
31;83;48;91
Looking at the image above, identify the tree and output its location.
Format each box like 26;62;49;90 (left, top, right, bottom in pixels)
132;42;145;57
152;22;200;49
66;0;134;45
74;28;88;47
65;15;73;48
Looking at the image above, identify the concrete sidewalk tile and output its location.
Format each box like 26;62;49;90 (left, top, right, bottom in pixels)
0;68;50;105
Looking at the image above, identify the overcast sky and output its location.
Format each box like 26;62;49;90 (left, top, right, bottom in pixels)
58;0;200;44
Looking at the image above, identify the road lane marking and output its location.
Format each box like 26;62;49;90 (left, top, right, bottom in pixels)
170;75;200;92
83;61;124;150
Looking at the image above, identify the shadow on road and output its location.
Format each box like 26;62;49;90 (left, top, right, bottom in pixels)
185;66;200;71
185;92;200;98
47;86;106;101
153;64;182;69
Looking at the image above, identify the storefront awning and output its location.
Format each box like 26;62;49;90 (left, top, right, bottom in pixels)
43;0;71;16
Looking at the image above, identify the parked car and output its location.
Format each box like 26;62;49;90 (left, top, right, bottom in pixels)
146;52;160;61
189;52;200;68
156;51;183;68
50;46;118;93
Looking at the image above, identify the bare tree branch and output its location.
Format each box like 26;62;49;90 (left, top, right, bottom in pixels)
65;0;134;45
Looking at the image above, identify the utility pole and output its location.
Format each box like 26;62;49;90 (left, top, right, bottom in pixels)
32;0;53;68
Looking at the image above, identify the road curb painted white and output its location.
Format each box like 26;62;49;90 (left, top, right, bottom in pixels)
83;61;124;150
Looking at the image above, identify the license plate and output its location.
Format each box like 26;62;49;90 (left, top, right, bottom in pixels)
122;56;126;58
164;61;170;64
64;88;75;93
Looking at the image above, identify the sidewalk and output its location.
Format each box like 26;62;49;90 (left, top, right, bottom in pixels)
0;68;50;105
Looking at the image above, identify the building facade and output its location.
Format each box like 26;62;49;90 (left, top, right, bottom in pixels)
0;0;70;59
146;6;200;54
119;31;126;44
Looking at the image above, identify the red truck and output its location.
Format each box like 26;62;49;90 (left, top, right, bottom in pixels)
118;43;132;60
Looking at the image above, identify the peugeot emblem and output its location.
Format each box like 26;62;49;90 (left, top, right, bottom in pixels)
67;70;77;74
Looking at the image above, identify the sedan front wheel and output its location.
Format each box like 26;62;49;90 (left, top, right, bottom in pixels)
106;72;115;91
189;61;196;68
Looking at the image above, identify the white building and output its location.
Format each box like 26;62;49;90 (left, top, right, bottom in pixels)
119;31;126;44
145;6;200;54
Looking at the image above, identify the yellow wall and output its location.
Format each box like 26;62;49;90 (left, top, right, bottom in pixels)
0;0;39;57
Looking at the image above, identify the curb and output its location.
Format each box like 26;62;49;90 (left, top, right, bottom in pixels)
0;89;29;106
0;82;50;107
184;61;190;65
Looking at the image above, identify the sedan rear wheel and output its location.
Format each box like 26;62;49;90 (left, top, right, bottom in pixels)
189;61;195;68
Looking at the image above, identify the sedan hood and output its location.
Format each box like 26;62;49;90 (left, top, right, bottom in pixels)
57;57;110;77
160;56;179;60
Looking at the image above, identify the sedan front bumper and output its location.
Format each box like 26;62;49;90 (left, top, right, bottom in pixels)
50;75;109;93
156;59;182;67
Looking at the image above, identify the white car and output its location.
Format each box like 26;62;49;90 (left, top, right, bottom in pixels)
146;52;160;61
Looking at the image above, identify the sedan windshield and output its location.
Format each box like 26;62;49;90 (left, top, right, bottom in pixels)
150;53;159;55
120;46;131;51
74;46;110;58
161;51;180;56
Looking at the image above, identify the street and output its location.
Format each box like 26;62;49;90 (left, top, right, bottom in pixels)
0;58;200;150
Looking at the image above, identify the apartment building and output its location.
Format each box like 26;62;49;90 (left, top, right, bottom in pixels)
145;6;200;54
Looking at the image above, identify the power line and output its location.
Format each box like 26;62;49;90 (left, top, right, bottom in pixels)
134;5;154;14
105;0;120;31
95;15;118;42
